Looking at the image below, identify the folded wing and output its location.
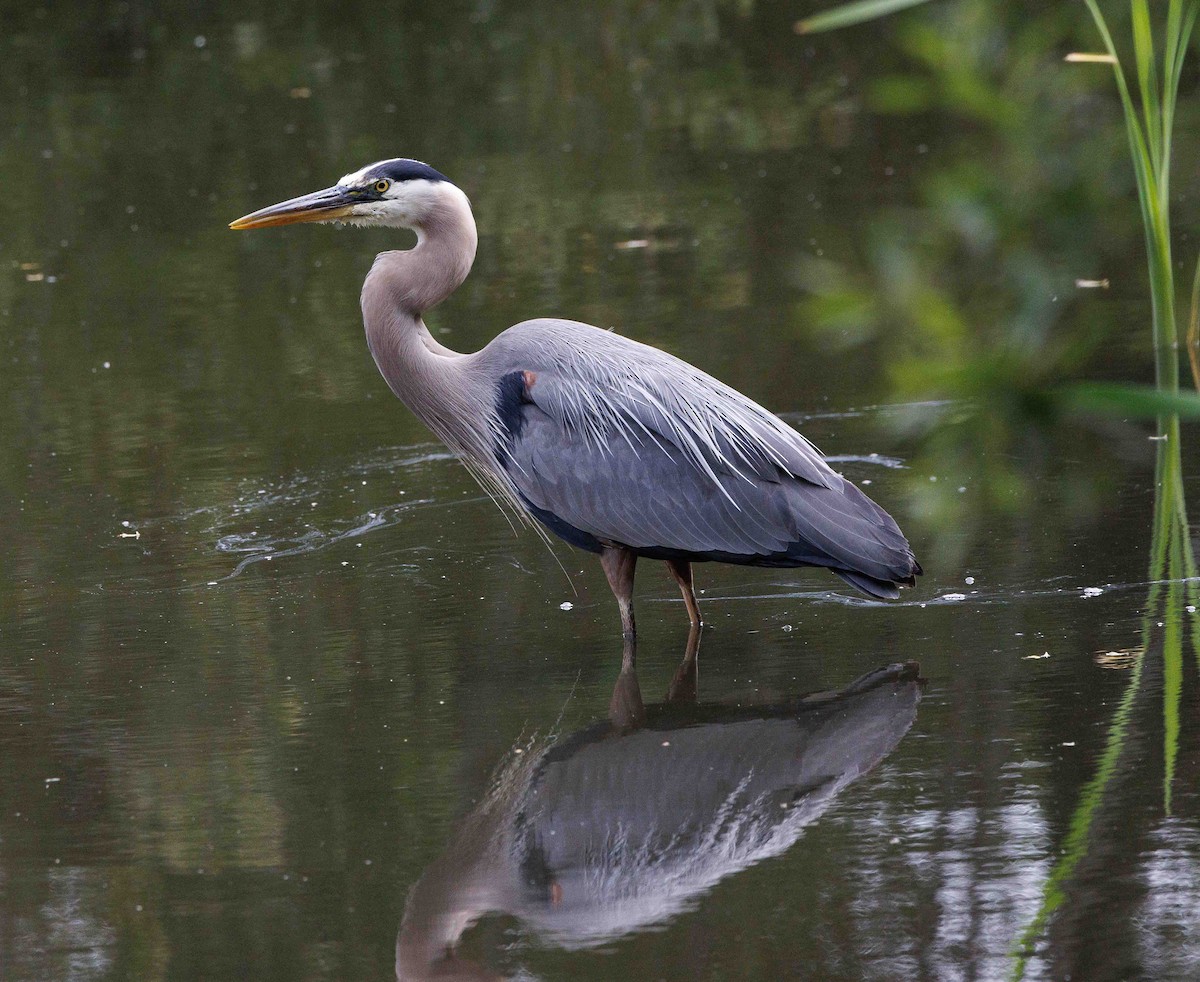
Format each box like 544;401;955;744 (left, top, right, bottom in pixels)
483;320;920;597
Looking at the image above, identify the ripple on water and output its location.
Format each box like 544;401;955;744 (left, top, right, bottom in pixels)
111;444;474;591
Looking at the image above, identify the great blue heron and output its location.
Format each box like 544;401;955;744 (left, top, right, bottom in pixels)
230;158;921;637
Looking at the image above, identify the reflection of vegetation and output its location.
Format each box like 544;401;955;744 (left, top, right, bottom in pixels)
1011;425;1198;976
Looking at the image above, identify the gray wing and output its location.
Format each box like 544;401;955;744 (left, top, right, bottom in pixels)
481;320;919;595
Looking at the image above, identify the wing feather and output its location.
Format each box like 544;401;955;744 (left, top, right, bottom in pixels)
479;320;919;586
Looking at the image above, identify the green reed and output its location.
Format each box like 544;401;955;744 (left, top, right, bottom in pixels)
1083;0;1195;379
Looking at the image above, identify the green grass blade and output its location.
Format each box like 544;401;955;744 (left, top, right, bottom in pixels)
1080;4;1157;230
1131;0;1163;176
1188;254;1200;390
794;0;933;34
1058;382;1200;418
1082;0;1177;353
1162;3;1198;194
1166;0;1183;63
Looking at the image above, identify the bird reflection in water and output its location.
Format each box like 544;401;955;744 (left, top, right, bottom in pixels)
396;633;923;981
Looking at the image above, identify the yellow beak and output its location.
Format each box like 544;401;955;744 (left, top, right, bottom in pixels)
229;185;357;230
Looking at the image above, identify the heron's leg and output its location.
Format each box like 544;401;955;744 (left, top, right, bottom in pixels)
600;545;638;640
665;622;702;704
609;635;646;730
666;559;702;628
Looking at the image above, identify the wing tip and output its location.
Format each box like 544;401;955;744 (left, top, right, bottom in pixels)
836;552;922;600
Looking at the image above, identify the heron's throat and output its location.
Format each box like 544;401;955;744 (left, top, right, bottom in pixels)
362;183;478;318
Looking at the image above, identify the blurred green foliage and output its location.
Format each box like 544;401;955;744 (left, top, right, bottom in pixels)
795;0;1200;539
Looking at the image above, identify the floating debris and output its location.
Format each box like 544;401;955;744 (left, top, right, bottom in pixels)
614;239;649;250
1094;647;1140;670
1074;278;1110;289
289;86;312;99
1081;586;1104;598
559;601;574;611
941;592;967;602
1065;52;1118;63
1023;652;1051;660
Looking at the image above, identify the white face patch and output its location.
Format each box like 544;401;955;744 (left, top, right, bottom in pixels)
336;177;458;230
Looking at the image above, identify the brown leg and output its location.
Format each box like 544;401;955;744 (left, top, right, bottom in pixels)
600;546;638;639
666;559;702;628
665;622;702;704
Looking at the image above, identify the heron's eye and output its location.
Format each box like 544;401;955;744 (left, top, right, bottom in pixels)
374;179;390;194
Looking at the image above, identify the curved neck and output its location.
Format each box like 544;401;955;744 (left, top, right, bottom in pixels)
359;185;498;469
360;183;479;394
362;182;478;321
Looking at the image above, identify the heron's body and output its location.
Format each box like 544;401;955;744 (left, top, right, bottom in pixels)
233;158;921;637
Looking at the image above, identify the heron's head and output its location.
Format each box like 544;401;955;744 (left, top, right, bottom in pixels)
229;158;463;231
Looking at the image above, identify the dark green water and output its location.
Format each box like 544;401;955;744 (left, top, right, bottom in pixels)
3;3;1199;980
